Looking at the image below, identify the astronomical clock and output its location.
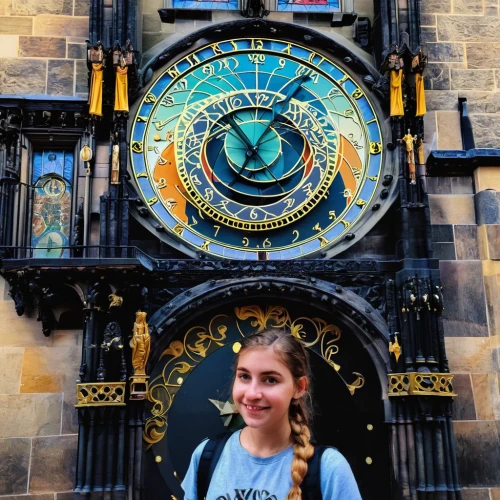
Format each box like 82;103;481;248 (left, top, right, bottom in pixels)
130;38;393;259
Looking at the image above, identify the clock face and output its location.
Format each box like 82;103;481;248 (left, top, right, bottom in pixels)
130;38;384;260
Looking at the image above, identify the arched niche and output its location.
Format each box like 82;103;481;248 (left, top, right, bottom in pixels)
141;277;394;500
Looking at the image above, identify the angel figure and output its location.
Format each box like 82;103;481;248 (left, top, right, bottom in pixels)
130;311;150;376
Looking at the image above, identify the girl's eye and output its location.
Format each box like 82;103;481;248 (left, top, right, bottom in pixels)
239;373;250;381
265;377;278;384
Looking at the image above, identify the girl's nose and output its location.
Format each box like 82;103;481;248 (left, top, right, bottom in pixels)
246;382;263;400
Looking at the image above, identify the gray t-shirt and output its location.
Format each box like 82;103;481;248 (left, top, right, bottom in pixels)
181;430;362;500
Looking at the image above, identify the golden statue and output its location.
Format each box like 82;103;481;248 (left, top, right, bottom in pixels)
108;292;123;309
400;130;417;184
130;311;151;376
111;144;120;184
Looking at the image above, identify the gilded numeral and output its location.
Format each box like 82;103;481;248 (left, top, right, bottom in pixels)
204;188;214;202
338;74;348;84
368;176;378;181
352;88;364;99
251;39;264;50
157;157;167;165
248;54;266;64
148;196;158;206
191;174;202;186
213;225;220;237
156;178;167;189
165;198;177;209
173;224;184;236
281;43;292;55
211;43;223;55
356;199;366;207
340;220;350;228
190;216;198;226
136;116;147;122
167;66;181;79
242;237;249;247
145;93;156;103
131;141;143;153
292;230;299;243
302;183;313;197
200;241;210;251
329;211;337;220
161;95;174;107
136;172;147;179
186;54;200;67
312;223;322;231
370;142;382;154
263;238;271;248
318;236;328;248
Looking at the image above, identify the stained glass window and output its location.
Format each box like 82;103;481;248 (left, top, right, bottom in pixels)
31;150;73;258
277;0;340;11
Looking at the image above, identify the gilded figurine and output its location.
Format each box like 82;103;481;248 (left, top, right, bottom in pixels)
400;130;417;184
389;334;402;363
108;292;123;309
111;144;120;184
130;311;150;376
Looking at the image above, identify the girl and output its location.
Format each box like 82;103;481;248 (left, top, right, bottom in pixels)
182;328;362;499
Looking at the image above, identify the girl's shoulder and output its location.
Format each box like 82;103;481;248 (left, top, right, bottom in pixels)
320;447;350;468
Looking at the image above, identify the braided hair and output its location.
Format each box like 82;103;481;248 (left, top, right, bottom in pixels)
235;328;315;500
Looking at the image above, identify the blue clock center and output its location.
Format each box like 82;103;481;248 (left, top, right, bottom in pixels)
224;121;281;177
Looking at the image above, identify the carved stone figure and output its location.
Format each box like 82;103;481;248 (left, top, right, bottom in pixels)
400;130;417;184
130;311;150;376
111;144;120;184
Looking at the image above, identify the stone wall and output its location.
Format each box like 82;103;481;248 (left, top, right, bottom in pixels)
0;276;80;499
0;0;89;97
422;0;500;149
428;171;500;500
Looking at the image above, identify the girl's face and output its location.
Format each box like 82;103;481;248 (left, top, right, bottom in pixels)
232;346;306;433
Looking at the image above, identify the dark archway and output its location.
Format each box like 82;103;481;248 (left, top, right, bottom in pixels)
142;276;394;499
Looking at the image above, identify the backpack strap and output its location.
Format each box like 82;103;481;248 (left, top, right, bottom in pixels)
197;432;232;500
302;445;331;500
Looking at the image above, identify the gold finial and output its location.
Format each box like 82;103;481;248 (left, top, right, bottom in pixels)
389;334;402;363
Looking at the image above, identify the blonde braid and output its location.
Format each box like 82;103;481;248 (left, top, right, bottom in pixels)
286;402;314;500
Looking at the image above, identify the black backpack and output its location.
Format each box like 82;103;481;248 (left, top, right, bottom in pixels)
196;433;330;500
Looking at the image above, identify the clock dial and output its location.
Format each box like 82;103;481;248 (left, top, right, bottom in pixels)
130;38;384;260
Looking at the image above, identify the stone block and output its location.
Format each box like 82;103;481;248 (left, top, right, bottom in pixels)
425;90;458;111
459;91;500;114
440;260;488;336
421;13;436;25
451;70;495;91
485;6;498;15
451;176;474;194
455;225;480;260
438;16;500;42
0;347;24;394
471;115;500;148
61;391;77;435
454;421;500;486
432;242;456;259
461;489;491;500
427;43;464;62
474;190;500;224
0;16;32;34
0;35;19;57
47;59;74;96
467;43;500;69
0;58;46;94
21;345;80;394
478;224;500;260
12;0;72;15
423;111;438;161
431;224;454;242
436;111;462;149
19;36;65;58
421;0;451;13
452;373;476;420
421;27;437;43
484;274;500;337
67;43;86;59
424;65;450;90
427;177;452;194
74;0;90;16
471;373;495;420
142;0;163;14
492;488;500;500
0;0;11;15
75;60;87;95
29;435;77;493
143;13;161;32
34;15;88;37
0;393;61;438
429;194;476;224
454;0;483;14
0;437;31;495
445;337;492;372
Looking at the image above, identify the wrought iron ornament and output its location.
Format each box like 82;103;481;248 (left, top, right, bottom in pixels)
131;38;384;259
